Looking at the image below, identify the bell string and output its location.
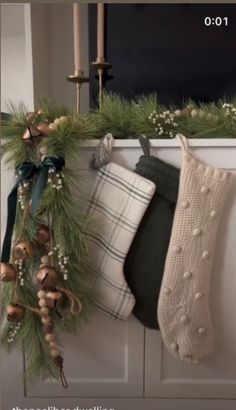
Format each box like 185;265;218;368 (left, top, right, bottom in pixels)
16;301;42;317
56;286;82;315
90;133;114;169
59;366;68;389
55;307;71;333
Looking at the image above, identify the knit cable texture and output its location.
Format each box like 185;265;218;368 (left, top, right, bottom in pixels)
158;134;232;364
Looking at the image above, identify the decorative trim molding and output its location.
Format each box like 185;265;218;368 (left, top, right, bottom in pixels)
82;139;236;148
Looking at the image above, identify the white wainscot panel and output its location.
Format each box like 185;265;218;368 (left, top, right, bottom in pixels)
27;313;144;397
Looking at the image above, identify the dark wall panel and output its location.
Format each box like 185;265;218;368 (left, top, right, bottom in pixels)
89;3;236;106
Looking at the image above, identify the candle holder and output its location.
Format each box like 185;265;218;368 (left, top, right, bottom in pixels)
91;60;112;110
67;70;90;115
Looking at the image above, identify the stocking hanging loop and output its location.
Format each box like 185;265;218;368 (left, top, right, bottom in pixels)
90;133;114;169
176;134;189;152
138;135;150;156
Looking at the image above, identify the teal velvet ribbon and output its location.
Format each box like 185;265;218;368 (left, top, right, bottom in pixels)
1;156;65;263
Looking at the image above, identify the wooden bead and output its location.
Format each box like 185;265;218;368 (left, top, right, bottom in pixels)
40;255;50;265
174;110;182;117
43;324;53;334
41;316;51;325
0;263;17;282
46;291;62;301
49;123;56;130
46;291;62;308
45;333;55;342
35;224;50;244
37;123;50;134
37;290;46;299
38;298;47;308
191;109;198;118
40;307;50;316
50;349;60;358
14;241;34;260
181;108;191;117
59;116;68;123
6;304;25;322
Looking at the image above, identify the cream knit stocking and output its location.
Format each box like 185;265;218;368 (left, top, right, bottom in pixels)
158;134;232;364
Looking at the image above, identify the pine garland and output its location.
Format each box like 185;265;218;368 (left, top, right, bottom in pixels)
1;101;95;387
2;94;236;144
91;93;236;139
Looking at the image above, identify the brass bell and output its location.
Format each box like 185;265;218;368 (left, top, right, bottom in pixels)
22;126;43;143
0;263;17;282
6;304;25;323
37;123;50;135
22;128;31;141
36;266;58;288
14;241;34;260
35;224;50;244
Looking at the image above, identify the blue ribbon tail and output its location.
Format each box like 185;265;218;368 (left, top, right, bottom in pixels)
31;166;49;215
1;186;18;262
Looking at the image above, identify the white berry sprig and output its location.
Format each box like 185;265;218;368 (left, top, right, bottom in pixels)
222;103;236;122
148;110;178;138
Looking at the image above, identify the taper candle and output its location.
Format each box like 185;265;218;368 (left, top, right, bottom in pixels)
73;3;81;73
97;2;104;63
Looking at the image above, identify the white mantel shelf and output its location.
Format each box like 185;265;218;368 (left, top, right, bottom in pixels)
83;138;236;148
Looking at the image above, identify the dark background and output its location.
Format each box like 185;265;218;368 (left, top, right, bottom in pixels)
89;3;236;106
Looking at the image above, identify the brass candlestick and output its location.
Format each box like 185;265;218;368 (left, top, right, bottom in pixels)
67;70;90;115
91;60;112;109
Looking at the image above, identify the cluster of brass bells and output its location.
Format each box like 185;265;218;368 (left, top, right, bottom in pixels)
6;304;25;323
1;225;51;285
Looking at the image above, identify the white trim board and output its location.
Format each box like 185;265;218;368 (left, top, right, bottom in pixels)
82;138;236;148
